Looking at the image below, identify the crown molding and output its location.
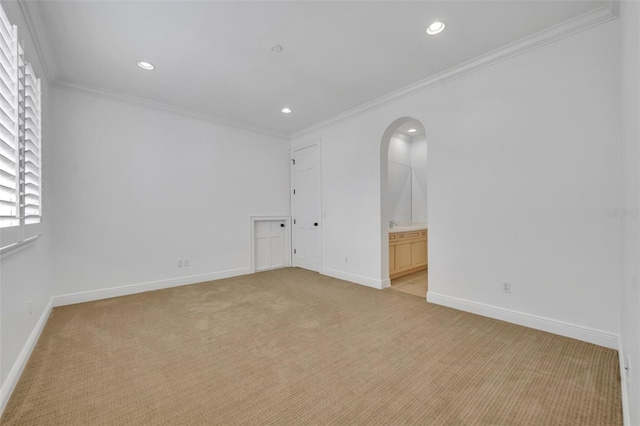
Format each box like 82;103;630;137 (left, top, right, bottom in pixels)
17;0;618;140
290;1;619;140
17;1;285;139
17;0;59;84
52;80;289;139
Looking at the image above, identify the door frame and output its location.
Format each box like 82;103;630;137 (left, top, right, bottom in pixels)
250;216;292;273
381;117;428;288
290;139;323;272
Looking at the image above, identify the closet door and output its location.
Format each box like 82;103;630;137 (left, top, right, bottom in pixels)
255;220;286;271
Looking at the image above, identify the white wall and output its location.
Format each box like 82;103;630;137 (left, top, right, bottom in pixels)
0;0;53;401
387;135;411;165
619;1;640;423
411;136;427;223
292;20;621;340
50;87;291;297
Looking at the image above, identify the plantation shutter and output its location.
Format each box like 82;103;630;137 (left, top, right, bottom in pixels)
0;6;18;229
23;62;40;224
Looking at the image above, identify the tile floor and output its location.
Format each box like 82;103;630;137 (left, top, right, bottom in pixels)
389;269;427;298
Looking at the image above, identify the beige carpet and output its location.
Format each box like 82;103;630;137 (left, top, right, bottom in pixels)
2;268;621;425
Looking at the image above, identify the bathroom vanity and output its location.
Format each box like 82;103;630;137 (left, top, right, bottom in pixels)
389;226;427;279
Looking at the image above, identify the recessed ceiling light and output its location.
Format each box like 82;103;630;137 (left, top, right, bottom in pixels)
408;128;417;133
137;61;155;71
281;107;292;114
426;21;446;35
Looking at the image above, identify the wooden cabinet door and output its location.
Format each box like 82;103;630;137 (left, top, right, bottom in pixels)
389;244;397;274
411;239;427;267
397;241;413;271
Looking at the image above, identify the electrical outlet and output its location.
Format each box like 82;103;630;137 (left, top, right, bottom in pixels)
184;259;190;267
502;281;511;293
345;256;349;263
178;260;183;267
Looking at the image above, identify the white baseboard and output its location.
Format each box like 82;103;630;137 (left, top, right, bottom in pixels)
427;291;618;349
53;267;252;307
0;297;53;416
618;336;631;426
381;278;391;289
321;267;385;290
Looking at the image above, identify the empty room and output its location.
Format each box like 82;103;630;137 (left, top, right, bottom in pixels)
0;0;638;424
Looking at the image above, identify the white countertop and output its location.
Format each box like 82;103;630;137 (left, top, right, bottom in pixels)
389;223;427;232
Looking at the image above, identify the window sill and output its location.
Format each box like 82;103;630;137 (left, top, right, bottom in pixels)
0;234;41;259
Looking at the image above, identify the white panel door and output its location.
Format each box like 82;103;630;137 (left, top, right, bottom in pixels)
293;144;321;272
254;220;286;271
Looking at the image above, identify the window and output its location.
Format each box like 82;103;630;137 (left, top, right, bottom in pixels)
0;7;19;229
24;62;42;225
0;4;42;238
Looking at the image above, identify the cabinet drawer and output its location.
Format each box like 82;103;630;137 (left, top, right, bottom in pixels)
389;229;427;242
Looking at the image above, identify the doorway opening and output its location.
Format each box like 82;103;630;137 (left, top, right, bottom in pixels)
380;118;428;298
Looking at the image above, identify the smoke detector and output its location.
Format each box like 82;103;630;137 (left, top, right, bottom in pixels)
270;44;284;53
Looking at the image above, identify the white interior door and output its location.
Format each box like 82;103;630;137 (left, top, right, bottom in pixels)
254;220;286;272
292;144;321;272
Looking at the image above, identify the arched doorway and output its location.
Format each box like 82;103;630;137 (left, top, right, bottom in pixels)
380;117;428;298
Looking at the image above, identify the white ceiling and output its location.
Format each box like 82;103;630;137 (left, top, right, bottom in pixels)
32;1;608;136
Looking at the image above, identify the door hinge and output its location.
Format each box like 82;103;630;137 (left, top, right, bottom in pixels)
294;219;296;224
293;189;296;195
291;159;295;165
294;249;297;254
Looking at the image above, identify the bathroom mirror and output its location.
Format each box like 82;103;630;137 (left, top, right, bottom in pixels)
386;120;427;227
388;163;412;222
